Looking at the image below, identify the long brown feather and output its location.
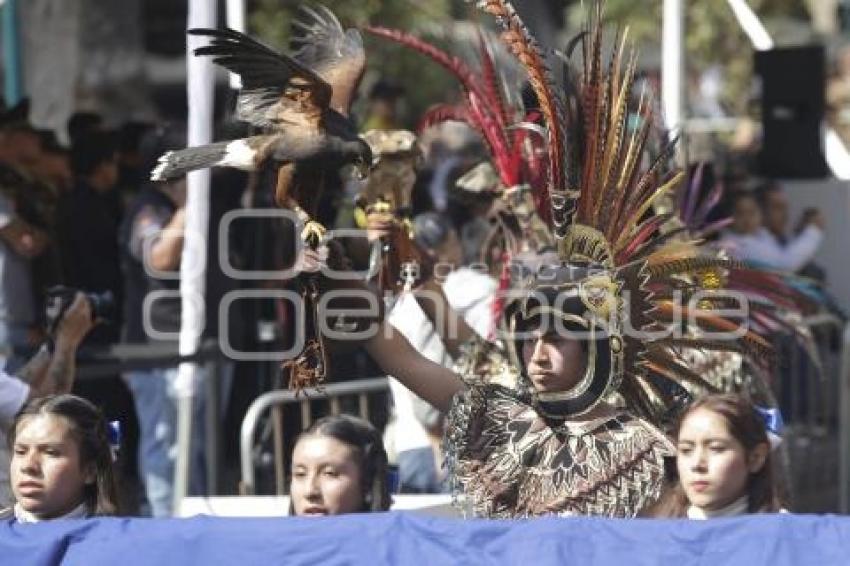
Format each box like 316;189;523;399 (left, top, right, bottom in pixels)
469;1;568;228
477;30;510;128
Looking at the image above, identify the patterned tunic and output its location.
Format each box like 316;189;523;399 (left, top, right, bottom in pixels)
444;383;674;518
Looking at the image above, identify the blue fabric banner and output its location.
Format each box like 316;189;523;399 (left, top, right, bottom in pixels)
1;512;849;565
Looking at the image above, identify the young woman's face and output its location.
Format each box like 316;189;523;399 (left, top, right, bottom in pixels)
676;408;765;512
522;331;587;393
11;415;93;519
290;435;364;516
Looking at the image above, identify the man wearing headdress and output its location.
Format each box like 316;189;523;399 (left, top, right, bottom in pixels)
348;1;770;517
205;1;770;518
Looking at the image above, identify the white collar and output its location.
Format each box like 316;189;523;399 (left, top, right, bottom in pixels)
687;496;748;520
13;501;90;523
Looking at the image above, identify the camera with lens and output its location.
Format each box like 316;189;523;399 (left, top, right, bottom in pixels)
45;285;115;335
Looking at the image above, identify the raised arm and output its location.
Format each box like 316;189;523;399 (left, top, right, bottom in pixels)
721;226;823;273
147;207;187;272
365;320;464;412
23;293;94;398
413;278;478;359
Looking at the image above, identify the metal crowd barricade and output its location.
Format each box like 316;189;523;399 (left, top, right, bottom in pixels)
774;313;849;512
239;377;389;496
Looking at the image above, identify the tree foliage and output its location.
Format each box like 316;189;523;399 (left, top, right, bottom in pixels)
247;0;461;128
569;0;812;115
246;1;815;121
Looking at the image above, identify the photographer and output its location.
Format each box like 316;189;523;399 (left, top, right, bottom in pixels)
0;292;95;506
55;131;123;345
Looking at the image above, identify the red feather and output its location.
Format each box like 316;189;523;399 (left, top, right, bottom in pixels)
476;30;510;129
367;25;521;189
417;104;472;133
615;213;673;264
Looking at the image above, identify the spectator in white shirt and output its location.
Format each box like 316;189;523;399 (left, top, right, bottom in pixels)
757;182;827;282
383;212;495;493
718;191;823;273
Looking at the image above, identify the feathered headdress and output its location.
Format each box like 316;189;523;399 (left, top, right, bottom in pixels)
365;25;554;336
676;164;830;392
462;0;775;423
366;25;547;203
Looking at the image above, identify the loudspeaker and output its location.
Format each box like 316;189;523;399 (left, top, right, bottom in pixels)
755;45;827;178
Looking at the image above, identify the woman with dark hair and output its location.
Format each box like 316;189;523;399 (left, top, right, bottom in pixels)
4;394;119;522
289;415;391;515
648;393;786;518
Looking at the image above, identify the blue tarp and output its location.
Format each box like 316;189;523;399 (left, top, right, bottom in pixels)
0;512;848;565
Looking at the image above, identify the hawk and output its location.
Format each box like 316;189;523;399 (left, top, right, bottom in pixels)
152;5;369;244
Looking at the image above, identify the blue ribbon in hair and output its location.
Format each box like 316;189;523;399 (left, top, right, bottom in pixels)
107;421;121;461
386;465;400;495
753;406;784;437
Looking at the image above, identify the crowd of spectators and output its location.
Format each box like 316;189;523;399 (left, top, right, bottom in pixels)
0;83;498;516
0;72;841;519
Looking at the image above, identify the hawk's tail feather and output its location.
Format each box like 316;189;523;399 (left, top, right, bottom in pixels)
150;140;256;181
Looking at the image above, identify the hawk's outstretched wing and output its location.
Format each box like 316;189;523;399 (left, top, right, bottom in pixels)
189;27;331;131
290;5;365;118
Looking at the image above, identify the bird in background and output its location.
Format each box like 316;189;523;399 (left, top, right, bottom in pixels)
151;4;370;246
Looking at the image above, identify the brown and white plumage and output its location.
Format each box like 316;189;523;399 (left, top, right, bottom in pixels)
151;5;370;239
289;4;365;118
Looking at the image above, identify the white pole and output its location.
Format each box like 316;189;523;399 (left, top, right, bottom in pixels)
841;324;850;513
173;0;215;514
726;0;774;50
225;0;245;89
825;127;850;180
661;0;684;136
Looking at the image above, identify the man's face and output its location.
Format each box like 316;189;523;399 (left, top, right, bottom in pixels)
522;330;587;393
90;153;120;193
369;99;396;121
763;190;788;236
